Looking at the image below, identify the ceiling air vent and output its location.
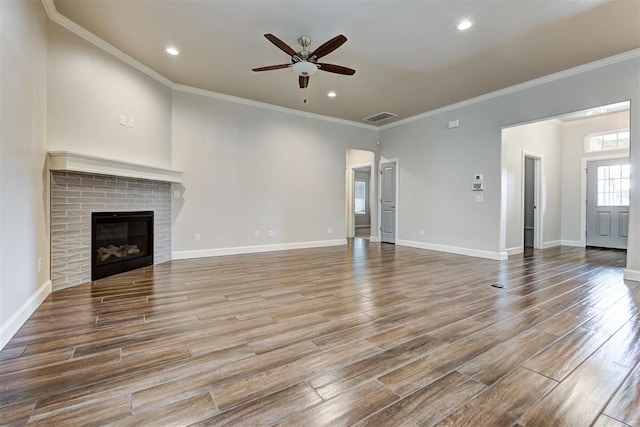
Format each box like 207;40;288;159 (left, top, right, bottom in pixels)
363;112;397;123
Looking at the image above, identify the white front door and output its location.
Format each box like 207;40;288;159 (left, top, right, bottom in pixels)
586;158;630;249
380;162;396;243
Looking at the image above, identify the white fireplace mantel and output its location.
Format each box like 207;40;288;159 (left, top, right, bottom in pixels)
47;151;183;183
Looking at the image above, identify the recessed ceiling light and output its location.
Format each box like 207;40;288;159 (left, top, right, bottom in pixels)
166;46;179;56
327;91;337;98
458;19;473;31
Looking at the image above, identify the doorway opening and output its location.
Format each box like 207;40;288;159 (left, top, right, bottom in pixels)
501;100;630;264
523;154;542;250
346;148;375;241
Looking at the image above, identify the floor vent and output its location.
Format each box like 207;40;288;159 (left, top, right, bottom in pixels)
363;112;397;123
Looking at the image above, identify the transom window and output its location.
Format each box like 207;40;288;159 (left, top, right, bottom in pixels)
585;129;630;153
597;164;630;206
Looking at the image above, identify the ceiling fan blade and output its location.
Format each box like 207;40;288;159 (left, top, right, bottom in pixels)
252;64;291;72
264;34;298;57
310;34;347;60
317;63;356;75
299;75;309;89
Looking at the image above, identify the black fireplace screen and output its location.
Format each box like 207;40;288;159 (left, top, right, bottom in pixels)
91;211;154;280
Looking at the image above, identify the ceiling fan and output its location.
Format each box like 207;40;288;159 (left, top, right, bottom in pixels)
252;34;356;89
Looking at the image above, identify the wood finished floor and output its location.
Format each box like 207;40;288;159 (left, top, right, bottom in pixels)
1;241;639;426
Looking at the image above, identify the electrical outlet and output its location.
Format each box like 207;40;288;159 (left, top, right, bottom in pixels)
254;230;260;238
128;117;135;128
37;257;42;273
268;230;274;237
194;233;200;242
419;229;424;236
328;227;333;234
119;114;127;126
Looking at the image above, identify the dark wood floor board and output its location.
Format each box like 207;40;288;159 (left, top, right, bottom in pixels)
439;367;557;426
603;357;640;425
211;339;380;411
308;334;446;400
191;383;322;426
275;380;398;427
378;333;500;396
354;371;485;427
459;328;559;385
593;318;640;368
523;326;611;381
31;344;254;420
592;415;631;427
517;356;630;426
131;341;316;413
0;243;634;426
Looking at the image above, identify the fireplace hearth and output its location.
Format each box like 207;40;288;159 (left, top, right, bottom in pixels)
92;211;154;280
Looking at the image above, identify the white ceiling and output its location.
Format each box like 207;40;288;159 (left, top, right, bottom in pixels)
52;0;640;126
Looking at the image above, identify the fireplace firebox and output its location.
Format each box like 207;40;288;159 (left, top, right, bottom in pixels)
91;211;154;280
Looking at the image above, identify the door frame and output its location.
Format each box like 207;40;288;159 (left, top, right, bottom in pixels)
378;158;399;244
521;151;543;249
581;153;629;247
346;162;373;238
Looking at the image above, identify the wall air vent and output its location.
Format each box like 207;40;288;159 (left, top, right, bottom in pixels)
363;112;397;123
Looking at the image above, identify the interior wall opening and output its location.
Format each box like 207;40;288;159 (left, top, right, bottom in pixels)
501;100;631;264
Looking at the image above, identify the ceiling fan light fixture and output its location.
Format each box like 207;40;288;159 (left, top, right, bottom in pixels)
292;61;318;76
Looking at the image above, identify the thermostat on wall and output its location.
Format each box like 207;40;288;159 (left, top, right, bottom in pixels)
472;182;484;191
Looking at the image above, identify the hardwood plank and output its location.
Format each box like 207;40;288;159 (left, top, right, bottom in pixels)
111;393;216;426
517;356;629;426
0;244;630;426
592;415;630;427
602;359;640;426
192;383;321;426
523;326;610;381
378;334;500;396
459;328;558;385
355;371;485;426
439;367;557;426
309;334;446;400
276;381;398;427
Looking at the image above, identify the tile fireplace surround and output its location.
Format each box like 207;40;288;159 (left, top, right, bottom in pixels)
50;171;172;290
47;150;183;291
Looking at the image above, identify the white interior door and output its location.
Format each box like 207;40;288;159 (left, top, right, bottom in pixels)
586;158;630;249
380;162;396;243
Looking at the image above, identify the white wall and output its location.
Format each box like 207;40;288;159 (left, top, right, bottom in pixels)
503;120;562;252
561;111;630;244
0;0;50;349
379;54;640;266
47;23;172;169
171;90;378;257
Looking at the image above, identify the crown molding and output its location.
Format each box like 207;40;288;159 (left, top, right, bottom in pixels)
173;85;377;130
42;0;173;87
40;0;376;132
379;48;640;131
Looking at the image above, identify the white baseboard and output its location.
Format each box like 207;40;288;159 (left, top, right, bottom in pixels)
369;236;380;243
561;240;584;247
542;240;562;249
506;246;524;256
173;239;347;260
623;269;640;282
396;239;508;261
1;280;51;350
